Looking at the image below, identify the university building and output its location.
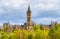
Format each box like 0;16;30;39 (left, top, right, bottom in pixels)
3;5;36;33
3;5;57;33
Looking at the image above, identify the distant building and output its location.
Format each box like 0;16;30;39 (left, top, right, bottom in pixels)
3;5;57;32
26;5;36;29
3;22;24;33
40;21;57;30
3;5;36;32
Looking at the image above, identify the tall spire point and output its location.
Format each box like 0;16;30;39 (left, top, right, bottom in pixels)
28;5;30;10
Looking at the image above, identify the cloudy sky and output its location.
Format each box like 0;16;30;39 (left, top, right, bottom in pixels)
0;0;60;25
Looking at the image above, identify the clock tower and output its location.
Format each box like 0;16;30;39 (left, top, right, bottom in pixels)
26;5;31;29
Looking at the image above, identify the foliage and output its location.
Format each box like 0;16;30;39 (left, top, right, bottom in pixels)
0;24;60;39
0;32;8;39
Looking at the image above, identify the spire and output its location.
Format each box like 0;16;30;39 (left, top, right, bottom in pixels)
28;5;30;10
27;5;31;13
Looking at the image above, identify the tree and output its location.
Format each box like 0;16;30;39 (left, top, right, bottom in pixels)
49;25;56;39
28;30;35;39
35;30;49;39
53;24;60;39
21;30;28;39
33;25;40;31
1;32;8;39
9;33;16;39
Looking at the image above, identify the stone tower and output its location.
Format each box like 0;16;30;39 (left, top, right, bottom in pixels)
3;22;10;32
51;21;57;26
26;5;31;29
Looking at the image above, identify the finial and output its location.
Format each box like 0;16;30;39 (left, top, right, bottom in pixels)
27;5;31;13
28;5;30;10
